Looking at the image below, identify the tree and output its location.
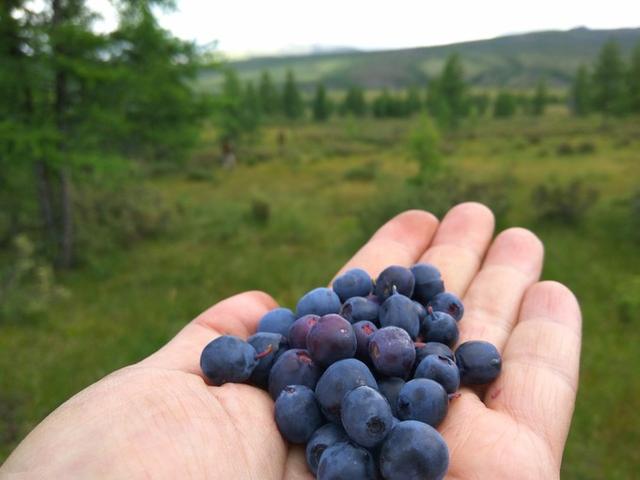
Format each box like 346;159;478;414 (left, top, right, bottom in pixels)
570;65;592;116
258;70;279;116
404;86;422;115
340;85;367;116
282;70;304;119
628;41;640;113
493;91;517;118
425;79;452;127
592;40;627;116
469;93;490;116
408;114;441;181
312;83;331;121
531;79;548;115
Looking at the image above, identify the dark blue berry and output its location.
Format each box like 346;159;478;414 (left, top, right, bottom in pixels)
247;332;288;389
352;320;377;362
268;349;321;400
374;265;415;301
307;314;357;367
200;335;257;386
296;287;342;317
317;442;377;480
274;385;324;444
379;293;421;339
341;386;394;448
428;292;464;322
413;301;427;323
305;424;349;475
396;378;448;427
455;341;502;385
379;420;449;480
288;314;319;349
315;358;378;423
421;311;459;347
378;377;405;417
368;326;416;378
332;268;374;302
414;354;460;394
415;342;455;364
410;263;445;304
340;296;379;324
257;308;296;337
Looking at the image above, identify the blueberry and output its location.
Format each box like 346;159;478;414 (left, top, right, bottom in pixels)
455;341;502;385
306;424;349;475
340;296;379;324
296;287;342;317
379;293;421;339
428;292;464;322
257;307;296;336
200;335;258;386
368;326;416;378
414;354;460;394
315;358;378;423
396;378;448;427
268;349;322;400
421;311;459;347
410;263;445;304
288;314;320;349
332;268;374;302
415;342;455;364
413;301;428;323
307;314;357;367
377;377;405;417
352;320;378;362
247;332;288;389
341;385;393;448
379;420;449;480
274;385;324;444
374;265;415;301
317;442;377;480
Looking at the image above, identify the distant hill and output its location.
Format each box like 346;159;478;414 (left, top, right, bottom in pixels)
198;27;640;92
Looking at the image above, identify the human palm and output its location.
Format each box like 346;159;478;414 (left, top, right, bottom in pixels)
2;203;581;479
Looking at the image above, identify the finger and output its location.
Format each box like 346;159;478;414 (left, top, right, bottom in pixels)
283;447;315;480
335;209;439;279
140;290;278;375
485;281;582;464
457;228;544;350
418;202;495;296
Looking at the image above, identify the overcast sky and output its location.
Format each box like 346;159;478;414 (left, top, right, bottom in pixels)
91;0;640;57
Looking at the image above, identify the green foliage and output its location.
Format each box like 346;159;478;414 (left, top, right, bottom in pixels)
372;89;409;118
628;42;640;113
493;91;517;118
530;79;548;115
468;93;490;116
407;114;441;180
532;179;599;224
404;86;423;115
214;69;261;146
571;65;592;116
258;70;280;115
312;83;331;122
282;70;304;119
592;40;627;116
340;85;367;116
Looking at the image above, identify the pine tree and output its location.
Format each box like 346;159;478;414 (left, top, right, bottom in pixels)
438;53;468;127
592;40;627;116
571;65;592;116
282;70;304;119
258;70;279;115
531;79;548;115
628;41;640;113
404;86;422;115
493;91;517;118
341;85;367;116
312;83;330;121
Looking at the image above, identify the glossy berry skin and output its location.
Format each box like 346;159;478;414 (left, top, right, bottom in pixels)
268;349;321;400
332;268;373;302
410;263;445;305
396;378;448;427
415;342;455;364
421;311;459;347
352;320;378;361
413;301;427;323
200;335;258;386
379;420;449;480
379;293;421;339
317;442;377;480
274;385;324;444
368;326;416;378
307;314;357;367
428;292;465;322
455;341;502;385
340;296;379;324
305;424;348;475
247;332;288;389
288;314;319;349
296;287;342;317
374;265;415;301
414;354;460;394
341;386;393;448
257;308;296;337
378;377;405;417
315;358;378;423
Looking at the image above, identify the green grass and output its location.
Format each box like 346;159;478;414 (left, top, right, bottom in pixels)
1;113;639;477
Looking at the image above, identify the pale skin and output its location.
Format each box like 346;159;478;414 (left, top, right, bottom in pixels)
1;203;582;480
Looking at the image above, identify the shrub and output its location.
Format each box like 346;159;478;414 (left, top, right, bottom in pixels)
556;142;575;156
344;161;378;182
250;198;271;225
531;179;599;224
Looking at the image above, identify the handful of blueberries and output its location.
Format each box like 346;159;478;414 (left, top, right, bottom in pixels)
200;264;502;480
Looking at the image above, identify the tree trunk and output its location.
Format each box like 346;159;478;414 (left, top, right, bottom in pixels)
34;161;56;246
58;168;74;268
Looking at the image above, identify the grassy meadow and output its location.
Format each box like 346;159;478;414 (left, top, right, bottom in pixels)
1;111;639;477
